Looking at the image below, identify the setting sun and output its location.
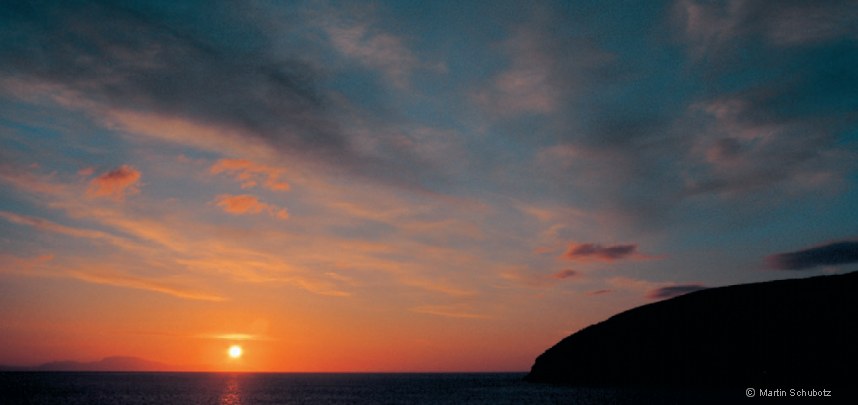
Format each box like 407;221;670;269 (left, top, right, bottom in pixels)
228;345;243;359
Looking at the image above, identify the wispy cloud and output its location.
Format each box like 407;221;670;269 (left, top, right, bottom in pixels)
325;23;418;88
411;304;488;319
499;267;579;288
87;165;141;201
318;4;438;89
766;240;858;270
0;251;224;302
676;0;858;53
398;274;477;297
473;14;612;117
0;253;55;275
683;94;852;197
0;166;67;196
0;1;349;169
69;269;226;302
195;333;276;342
551;269;578;280
564;243;649;262
214;194;289;220
210;159;290;191
0;211;144;253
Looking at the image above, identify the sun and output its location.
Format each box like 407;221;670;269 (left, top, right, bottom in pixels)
228;345;243;359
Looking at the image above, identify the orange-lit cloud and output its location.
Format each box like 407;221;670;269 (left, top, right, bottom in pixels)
0;211;142;253
210;159;290;191
411;304;488;319
69;269;225;302
106;109;274;159
0;252;224;302
87;165;141;200
77;167;95;177
214;194;289;220
0;253;55;275
0;168;67;196
196;333;276;341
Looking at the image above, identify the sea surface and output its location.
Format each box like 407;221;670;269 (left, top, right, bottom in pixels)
0;372;734;404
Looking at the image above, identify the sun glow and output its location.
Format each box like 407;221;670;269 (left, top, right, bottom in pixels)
228;345;243;359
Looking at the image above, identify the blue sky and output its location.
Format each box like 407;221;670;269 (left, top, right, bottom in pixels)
0;0;856;371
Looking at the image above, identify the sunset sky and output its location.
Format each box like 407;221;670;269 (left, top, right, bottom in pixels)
1;0;857;372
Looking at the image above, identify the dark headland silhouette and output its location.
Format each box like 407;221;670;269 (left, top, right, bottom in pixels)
526;271;857;388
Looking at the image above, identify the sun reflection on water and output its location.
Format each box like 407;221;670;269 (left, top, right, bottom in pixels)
219;374;242;405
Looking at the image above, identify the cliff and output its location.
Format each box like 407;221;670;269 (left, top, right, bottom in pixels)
525;271;857;387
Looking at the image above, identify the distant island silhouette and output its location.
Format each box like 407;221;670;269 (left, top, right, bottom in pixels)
36;356;177;372
0;356;193;372
525;271;857;388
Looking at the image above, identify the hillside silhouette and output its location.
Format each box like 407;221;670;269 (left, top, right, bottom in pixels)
526;271;857;388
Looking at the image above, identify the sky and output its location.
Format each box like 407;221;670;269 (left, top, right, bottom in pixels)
1;0;857;372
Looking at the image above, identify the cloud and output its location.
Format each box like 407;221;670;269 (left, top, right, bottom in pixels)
766;240;858;270
0;251;224;302
0;253;55;275
671;1;858;200
473;13;614;117
69;269;225;302
214;194;288;220
683;90;855;197
86;165;141;201
0;1;456;192
77;167;95;177
0;1;348;166
505;1;858;228
0;164;364;299
0;211;144;253
322;16;421;88
195;333;276;342
411;304;488;319
676;0;858;52
210;159;290;191
564;242;645;262
551;269;578;280
646;284;708;300
0;166;67;196
500;267;579;288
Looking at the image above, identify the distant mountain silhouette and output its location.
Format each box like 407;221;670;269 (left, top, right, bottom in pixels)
34;356;178;372
526;271;857;388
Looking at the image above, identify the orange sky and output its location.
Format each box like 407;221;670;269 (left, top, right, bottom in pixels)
2;1;857;372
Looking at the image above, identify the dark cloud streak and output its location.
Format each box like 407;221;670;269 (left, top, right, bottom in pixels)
551;269;577;279
646;284;707;300
767;241;858;270
564;243;641;262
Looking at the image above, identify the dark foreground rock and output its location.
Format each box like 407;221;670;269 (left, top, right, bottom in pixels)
526;271;857;388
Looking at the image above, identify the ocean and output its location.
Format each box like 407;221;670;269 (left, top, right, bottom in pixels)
0;372;734;404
